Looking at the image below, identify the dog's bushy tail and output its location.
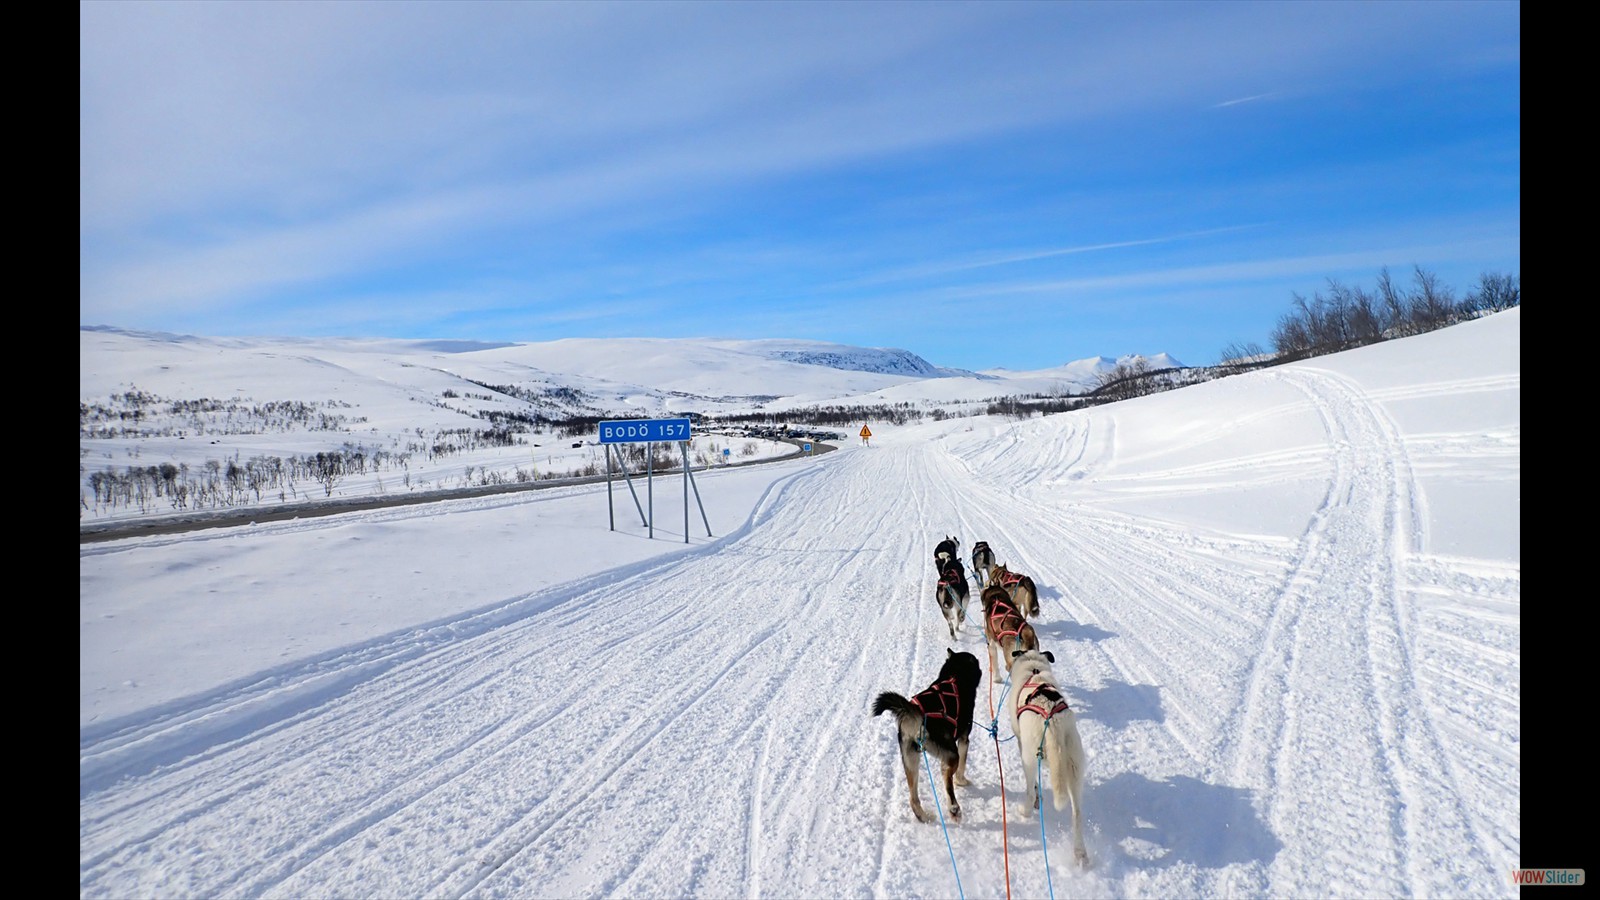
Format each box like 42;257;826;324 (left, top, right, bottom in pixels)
873;692;925;738
872;691;914;719
1048;712;1086;812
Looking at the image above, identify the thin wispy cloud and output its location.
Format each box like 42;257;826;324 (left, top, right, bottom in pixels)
839;224;1272;291
1213;92;1280;108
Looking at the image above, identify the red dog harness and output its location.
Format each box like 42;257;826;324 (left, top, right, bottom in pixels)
909;676;964;728
996;568;1024;588
1016;677;1069;721
989;595;1023;644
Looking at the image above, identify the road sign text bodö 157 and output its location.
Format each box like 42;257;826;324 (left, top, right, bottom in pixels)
597;418;693;444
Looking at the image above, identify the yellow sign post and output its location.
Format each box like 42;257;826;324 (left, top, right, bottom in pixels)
859;424;872;446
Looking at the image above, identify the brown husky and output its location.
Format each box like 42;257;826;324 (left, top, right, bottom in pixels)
990;562;1040;619
981;584;1039;680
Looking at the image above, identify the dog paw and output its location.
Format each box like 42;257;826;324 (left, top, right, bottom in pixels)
913;808;932;824
954;775;972;787
948;804;962;821
1075;848;1090;868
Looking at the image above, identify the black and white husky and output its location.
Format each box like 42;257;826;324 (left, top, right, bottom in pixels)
970;541;995;588
934;559;970;638
873;649;983;823
933;535;960;574
1007;648;1089;867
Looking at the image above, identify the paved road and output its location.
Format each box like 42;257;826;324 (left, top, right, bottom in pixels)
80;438;835;544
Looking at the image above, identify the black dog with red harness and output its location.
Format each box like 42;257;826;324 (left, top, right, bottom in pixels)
872;649;983;823
971;540;996;588
934;559;971;638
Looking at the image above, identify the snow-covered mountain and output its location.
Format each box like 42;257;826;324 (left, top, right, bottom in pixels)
981;351;1185;381
79;327;1174;417
732;339;977;378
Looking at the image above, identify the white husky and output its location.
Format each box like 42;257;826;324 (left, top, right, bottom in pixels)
1007;648;1089;867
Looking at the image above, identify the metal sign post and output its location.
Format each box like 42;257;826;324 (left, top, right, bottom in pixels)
683;441;711;538
604;444;650;529
598;418;710;542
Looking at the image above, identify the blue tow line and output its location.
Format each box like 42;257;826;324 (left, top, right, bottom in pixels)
1035;727;1057;900
986;678;1015;743
985;635;1019;742
993;638;1064;897
917;726;966;900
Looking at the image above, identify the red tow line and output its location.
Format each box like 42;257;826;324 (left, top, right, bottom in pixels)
986;649;1014;900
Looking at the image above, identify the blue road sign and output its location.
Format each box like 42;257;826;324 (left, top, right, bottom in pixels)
804;443;812;453
598;418;693;444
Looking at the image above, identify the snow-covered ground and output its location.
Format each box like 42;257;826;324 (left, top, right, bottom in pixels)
80;310;1520;898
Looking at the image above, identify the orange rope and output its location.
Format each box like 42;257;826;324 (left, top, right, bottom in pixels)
987;650;1013;900
987;656;996;718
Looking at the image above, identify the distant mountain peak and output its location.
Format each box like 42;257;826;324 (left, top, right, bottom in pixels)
1064;352;1184;372
721;339;967;377
764;347;940;377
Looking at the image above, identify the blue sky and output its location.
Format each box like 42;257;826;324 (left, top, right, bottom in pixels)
79;0;1519;372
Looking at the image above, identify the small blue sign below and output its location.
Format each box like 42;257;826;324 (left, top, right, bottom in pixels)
804;443;813;453
598;418;693;444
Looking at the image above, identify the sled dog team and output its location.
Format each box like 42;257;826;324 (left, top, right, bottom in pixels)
874;534;1090;869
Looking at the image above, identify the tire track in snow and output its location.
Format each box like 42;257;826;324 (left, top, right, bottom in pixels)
81;555;718;884
938;427;1226;894
945;422;1277;766
866;442;949;900
95;545;783;899
1290;366;1504;896
955;470;1278;899
1209;367;1434;897
81;467;828;899
436;620;793;898
742;447;934;899
466;447;955;900
431;470;864;898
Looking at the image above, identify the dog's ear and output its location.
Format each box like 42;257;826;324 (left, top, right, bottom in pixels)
1011;649;1024;660
1044;650;1055;663
947;647;955;658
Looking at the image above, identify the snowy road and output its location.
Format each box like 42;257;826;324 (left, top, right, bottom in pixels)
79;320;1520;899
